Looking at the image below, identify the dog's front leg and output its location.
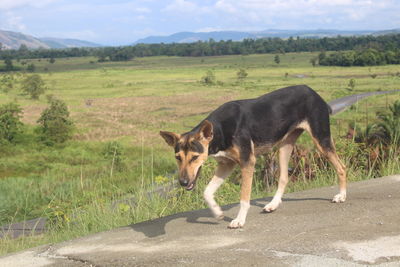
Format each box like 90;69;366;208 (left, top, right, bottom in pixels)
204;159;236;219
228;153;256;229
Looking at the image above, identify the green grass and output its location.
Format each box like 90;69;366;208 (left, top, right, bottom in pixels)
0;52;399;255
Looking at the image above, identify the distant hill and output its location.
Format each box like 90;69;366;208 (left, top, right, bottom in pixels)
0;29;102;50
133;29;400;44
0;30;49;49
39;38;102;49
372;29;400;36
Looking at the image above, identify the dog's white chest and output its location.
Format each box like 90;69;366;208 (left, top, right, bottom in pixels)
210;151;235;162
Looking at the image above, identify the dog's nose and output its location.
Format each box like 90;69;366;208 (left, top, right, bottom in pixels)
179;179;189;187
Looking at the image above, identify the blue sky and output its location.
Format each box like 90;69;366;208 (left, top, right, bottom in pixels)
0;0;399;45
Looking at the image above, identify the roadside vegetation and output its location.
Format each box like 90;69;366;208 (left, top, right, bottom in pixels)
0;51;399;255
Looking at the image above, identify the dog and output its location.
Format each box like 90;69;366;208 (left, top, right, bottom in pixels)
160;85;346;228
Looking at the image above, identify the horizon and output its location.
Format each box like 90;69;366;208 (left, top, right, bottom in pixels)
0;0;399;46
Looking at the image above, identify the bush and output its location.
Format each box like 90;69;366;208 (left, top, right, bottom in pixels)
200;70;216;85
347;79;356;91
21;74;46;99
102;141;125;171
0;103;23;143
26;63;36;72
36;98;74;146
0;74;15;93
274;54;280;64
236;68;248;81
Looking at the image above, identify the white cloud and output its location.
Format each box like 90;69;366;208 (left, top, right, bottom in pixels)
164;0;197;12
163;0;210;14
215;0;236;13
208;0;396;28
0;11;26;31
135;7;151;13
0;0;57;10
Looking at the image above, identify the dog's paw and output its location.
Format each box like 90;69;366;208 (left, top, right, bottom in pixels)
215;212;224;220
228;218;245;229
263;199;282;213
211;206;224;220
332;193;346;203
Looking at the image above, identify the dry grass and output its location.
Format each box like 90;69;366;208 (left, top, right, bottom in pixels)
73;92;239;142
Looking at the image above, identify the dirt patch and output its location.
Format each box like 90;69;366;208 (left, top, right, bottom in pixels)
20;104;47;125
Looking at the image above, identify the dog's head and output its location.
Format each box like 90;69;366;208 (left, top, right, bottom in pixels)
160;120;213;191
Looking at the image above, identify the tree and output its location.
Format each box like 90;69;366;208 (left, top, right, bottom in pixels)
21;74;46;99
37;98;74;145
4;58;14;71
49;57;55;64
310;57;318;67
0;103;23;143
274;54;280;64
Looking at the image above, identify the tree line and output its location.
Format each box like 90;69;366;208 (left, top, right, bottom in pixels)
318;48;400;66
1;34;400;63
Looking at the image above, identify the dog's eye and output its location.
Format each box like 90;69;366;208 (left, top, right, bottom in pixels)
175;155;182;161
190;155;199;163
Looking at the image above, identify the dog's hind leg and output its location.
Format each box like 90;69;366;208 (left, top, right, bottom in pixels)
204;159;236;220
263;129;303;213
324;140;347;203
306;114;347;203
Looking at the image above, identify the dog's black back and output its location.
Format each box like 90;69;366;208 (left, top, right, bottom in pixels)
187;85;333;160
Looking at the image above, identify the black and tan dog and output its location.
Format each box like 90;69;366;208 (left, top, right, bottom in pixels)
160;85;346;228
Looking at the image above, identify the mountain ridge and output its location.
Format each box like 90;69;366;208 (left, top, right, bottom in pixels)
0;29;102;50
133;28;400;44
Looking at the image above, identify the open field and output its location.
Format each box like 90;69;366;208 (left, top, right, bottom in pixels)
0;52;399;255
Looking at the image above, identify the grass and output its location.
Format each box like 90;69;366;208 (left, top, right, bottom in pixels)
0;52;399;255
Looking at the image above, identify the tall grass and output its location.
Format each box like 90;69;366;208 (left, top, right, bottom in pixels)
1;134;399;255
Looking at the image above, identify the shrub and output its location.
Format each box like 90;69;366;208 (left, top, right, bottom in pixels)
102;141;125;171
236;68;248;81
21;74;46;99
274;54;280;64
0;103;23;143
4;58;14;71
26;63;36;72
347;78;356;91
0;74;14;93
200;70;216;85
36;98;74;146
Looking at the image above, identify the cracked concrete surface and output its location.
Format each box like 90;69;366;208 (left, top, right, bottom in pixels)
1;175;400;266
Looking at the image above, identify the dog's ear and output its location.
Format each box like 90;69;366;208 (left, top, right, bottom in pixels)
160;131;180;147
196;120;213;142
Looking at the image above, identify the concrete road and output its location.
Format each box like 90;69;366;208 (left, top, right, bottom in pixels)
328;90;400;115
1;175;400;266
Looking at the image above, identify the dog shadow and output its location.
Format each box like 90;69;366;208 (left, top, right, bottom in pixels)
129;205;236;238
130;196;331;238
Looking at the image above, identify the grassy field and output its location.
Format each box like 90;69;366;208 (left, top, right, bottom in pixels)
0;52;399;255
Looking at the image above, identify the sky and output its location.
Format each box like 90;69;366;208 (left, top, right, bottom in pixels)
0;0;399;46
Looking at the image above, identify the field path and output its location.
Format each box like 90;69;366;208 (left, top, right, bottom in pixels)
1;175;400;266
328;89;400;115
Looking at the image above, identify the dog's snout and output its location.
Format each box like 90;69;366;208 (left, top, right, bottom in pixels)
179;178;189;187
